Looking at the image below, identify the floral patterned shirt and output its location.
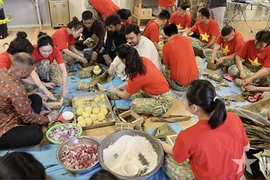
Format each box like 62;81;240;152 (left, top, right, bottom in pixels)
0;68;49;137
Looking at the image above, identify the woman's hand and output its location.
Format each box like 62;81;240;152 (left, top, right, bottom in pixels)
43;82;56;89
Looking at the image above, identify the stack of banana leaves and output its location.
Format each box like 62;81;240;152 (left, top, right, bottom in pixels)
240;117;270;149
90;70;114;86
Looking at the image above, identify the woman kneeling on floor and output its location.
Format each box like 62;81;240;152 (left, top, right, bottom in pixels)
160;79;250;179
109;44;173;116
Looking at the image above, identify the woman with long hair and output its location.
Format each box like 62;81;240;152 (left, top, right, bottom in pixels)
160;79;250;179
109;44;173;116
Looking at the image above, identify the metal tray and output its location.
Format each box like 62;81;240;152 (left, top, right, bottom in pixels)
72;92;116;129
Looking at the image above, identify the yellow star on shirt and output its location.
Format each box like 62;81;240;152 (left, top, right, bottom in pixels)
222;45;230;56
200;32;210;42
248;57;261;66
176;24;183;30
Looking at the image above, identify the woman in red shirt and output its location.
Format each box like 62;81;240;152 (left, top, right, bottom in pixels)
32;32;68;99
160;80;250;180
52;17;88;66
109;44;173;116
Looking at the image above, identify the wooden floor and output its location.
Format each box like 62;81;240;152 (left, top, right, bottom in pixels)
0;20;269;53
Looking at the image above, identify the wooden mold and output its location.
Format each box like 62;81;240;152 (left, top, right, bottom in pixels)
46;94;62;108
119;110;144;124
78;63;94;71
166;134;178;146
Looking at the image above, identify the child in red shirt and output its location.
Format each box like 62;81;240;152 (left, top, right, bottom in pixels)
169;3;191;33
160;79;249;180
185;8;219;57
32;32;68;99
108;44;173;116
117;9;132;26
203;26;244;68
52;17;88;66
228;30;270;88
162;24;199;91
143;10;170;51
158;0;175;15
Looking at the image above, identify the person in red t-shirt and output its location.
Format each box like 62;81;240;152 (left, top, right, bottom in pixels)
158;0;175;15
52;17;88;66
169;3;191;33
89;0;119;20
32;32;68;99
185;8;219;57
117;9;132;26
0;31;56;100
162;24;199;91
143;10;170;51
109;44;173;116
160;79;250;180
203;26;244;70
228;30;270;88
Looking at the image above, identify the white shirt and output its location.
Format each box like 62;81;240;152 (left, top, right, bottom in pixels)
111;36;161;80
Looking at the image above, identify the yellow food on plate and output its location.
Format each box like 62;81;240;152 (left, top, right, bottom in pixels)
92;107;100;114
77;120;87;127
94;65;100;71
77;116;84;121
85;107;92;113
97;113;105;121
100;108;108;115
82;112;90;118
90;114;97;121
76;108;84;115
75;99;85;108
100;104;107;109
85;118;92;125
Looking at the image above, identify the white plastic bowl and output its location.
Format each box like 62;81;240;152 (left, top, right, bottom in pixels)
62;111;74;121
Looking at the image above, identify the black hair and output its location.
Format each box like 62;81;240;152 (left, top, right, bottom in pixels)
158;10;171;20
117;9;131;20
255;30;270;45
67;16;84;30
89;169;119;180
198;8;210;19
105;14;121;26
177;2;189;10
0;152;46;179
221;26;234;37
163;23;178;36
186;80;227;129
125;24;140;35
7;31;34;55
82;10;93;20
117;44;146;80
37;32;54;48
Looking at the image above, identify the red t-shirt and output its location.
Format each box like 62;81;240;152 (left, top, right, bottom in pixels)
143;20;160;43
89;0;120;20
0;51;12;69
51;26;76;50
191;19;219;43
216;30;244;56
173;112;249;180
122;20;132;26
32;45;64;64
162;35;198;85
158;0;175;7
237;39;270;67
169;12;192;29
126;57;169;95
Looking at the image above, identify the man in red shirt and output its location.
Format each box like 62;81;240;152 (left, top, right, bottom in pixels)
158;0;175;15
228;30;270;87
162;23;199;91
143;10;170;51
117;9;132;26
185;8;219;57
169;3;191;33
88;0;119;20
203;26;244;69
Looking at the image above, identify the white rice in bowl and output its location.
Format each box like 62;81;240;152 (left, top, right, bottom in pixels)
102;135;158;177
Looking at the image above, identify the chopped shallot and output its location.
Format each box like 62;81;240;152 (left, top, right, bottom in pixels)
48;124;80;143
61;144;99;169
